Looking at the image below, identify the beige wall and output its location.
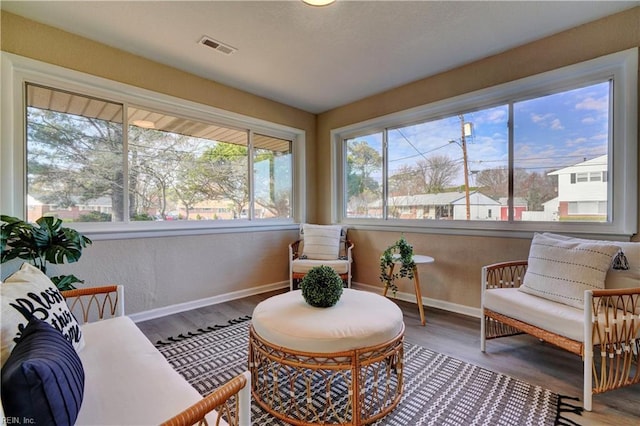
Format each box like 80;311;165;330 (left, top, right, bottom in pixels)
0;12;312;315
317;7;640;309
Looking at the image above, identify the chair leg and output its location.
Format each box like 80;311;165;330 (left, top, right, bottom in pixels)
583;349;593;411
480;313;486;352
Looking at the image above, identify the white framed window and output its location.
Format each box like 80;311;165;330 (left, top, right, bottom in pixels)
2;53;305;238
332;48;637;237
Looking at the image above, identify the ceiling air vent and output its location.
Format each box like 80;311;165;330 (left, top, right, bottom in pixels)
199;36;237;55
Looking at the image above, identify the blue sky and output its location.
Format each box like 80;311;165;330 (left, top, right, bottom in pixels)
373;80;611;186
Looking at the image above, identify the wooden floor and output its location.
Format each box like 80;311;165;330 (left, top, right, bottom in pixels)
137;289;639;426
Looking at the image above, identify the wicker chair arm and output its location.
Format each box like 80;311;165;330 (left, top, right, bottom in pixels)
482;260;528;290
587;288;640;395
346;239;354;255
61;285;124;324
160;372;250;426
290;239;302;260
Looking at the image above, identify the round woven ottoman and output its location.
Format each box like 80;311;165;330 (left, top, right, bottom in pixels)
249;289;404;425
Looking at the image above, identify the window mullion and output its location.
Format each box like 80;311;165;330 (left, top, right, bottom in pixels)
122;103;130;223
508;102;514;223
248;130;255;220
382;129;389;220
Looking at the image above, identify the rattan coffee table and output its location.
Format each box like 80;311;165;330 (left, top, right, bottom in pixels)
249;289;405;425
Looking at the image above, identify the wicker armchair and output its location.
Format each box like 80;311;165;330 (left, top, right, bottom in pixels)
481;261;640;411
289;236;354;290
62;286;250;426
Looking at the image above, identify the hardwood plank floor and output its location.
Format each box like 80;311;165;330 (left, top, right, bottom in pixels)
136;289;639;425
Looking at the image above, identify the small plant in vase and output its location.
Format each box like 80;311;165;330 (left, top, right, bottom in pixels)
380;236;415;295
1;215;92;290
300;265;344;308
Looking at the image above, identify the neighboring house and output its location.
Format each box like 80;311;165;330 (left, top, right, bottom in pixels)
521;197;559;222
547;155;607;221
27;195;113;222
368;191;502;221
498;197;528;221
452;192;502;221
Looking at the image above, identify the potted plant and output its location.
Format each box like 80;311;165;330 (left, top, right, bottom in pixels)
300;265;344;308
1;215;92;290
379;236;415;295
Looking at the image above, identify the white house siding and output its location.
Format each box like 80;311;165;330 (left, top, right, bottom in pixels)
452;192;501;221
548;155;607;219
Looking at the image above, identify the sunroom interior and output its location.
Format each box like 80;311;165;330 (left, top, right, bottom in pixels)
1;2;639;423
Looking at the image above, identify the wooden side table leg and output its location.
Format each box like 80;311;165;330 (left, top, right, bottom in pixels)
382;263;396;297
413;266;426;326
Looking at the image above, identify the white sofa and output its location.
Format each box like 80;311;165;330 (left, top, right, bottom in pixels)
63;285;251;426
480;233;640;411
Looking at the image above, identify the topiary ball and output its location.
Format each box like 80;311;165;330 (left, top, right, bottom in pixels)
300;265;344;308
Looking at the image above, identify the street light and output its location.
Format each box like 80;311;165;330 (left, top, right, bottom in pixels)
449;115;472;220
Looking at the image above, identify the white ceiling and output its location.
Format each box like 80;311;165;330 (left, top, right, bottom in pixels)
3;1;638;114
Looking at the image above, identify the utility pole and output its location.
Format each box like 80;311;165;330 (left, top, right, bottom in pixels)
459;115;471;220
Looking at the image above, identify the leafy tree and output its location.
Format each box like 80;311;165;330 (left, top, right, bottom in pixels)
171;154;208;220
128;129;198;220
254;149;291;218
27;109;124;220
347;141;381;198
191;143;249;219
346;141;382;216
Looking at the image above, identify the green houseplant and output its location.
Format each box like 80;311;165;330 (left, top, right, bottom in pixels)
300;265;344;308
1;215;92;290
380;236;415;295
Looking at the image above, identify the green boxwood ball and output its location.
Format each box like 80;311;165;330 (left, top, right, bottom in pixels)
300;265;344;308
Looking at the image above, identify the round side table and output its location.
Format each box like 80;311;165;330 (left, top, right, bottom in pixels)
383;254;435;326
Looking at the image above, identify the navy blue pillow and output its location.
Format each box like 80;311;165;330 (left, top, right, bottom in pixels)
1;317;84;426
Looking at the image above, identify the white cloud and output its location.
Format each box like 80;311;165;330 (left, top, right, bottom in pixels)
581;117;597;124
566;137;587;147
484;109;507;123
531;113;552;123
575;96;608;113
550;118;564;130
590;133;608;141
531;113;563;130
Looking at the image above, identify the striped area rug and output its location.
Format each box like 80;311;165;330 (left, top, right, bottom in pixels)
156;318;581;426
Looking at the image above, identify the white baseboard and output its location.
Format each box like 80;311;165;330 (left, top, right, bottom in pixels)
352;282;481;318
129;280;480;323
129;281;290;323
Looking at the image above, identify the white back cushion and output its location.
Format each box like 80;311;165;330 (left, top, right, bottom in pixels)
301;224;342;260
519;233;620;309
542;232;639;290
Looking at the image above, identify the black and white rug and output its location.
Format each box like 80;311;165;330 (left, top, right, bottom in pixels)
156;318;581;426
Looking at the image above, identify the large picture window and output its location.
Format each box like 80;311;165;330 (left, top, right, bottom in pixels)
335;49;637;236
23;84;293;225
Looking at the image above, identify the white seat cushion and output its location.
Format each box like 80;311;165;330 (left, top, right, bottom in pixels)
77;316;222;425
292;258;349;274
484;287;634;344
252;289;403;353
485;288;585;341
